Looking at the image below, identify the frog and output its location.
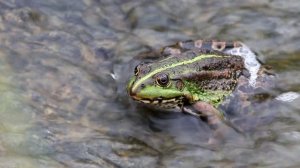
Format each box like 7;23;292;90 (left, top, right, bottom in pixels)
126;39;276;143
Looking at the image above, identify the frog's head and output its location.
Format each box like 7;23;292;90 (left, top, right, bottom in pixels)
127;61;188;109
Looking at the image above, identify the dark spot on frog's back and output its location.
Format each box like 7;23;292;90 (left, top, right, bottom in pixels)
231;56;244;68
223;80;237;90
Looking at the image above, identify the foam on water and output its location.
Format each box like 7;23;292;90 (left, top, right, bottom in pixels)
224;43;299;103
225;43;261;87
275;92;300;102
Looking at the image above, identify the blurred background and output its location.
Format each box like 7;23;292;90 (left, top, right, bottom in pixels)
0;0;299;167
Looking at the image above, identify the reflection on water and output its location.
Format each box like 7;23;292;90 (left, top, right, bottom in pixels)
0;0;300;167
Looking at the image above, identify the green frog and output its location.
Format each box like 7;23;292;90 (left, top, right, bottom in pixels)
126;40;275;142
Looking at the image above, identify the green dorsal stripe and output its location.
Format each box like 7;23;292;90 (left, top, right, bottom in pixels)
132;54;230;92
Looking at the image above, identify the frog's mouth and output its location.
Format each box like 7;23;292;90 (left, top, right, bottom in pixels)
130;96;186;109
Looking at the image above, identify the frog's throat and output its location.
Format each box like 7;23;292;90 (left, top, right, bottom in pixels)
131;54;230;92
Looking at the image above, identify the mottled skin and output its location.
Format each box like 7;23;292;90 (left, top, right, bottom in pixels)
127;40;274;141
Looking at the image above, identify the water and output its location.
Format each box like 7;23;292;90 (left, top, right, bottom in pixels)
0;0;299;167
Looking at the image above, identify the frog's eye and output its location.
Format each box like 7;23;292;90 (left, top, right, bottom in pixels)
134;65;140;76
155;73;170;87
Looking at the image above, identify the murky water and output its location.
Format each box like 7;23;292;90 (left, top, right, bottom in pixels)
0;0;299;167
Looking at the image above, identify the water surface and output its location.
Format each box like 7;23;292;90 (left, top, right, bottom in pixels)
0;0;300;167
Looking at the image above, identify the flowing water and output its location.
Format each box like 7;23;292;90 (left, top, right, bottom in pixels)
0;0;300;167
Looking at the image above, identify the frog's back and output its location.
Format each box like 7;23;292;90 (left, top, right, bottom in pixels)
160;40;243;57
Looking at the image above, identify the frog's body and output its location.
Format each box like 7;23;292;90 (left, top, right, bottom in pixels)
127;40;274;136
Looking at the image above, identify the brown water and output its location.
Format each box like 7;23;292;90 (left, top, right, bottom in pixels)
0;0;300;167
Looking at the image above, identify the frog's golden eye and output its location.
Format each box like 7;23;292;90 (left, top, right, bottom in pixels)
155;73;170;87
